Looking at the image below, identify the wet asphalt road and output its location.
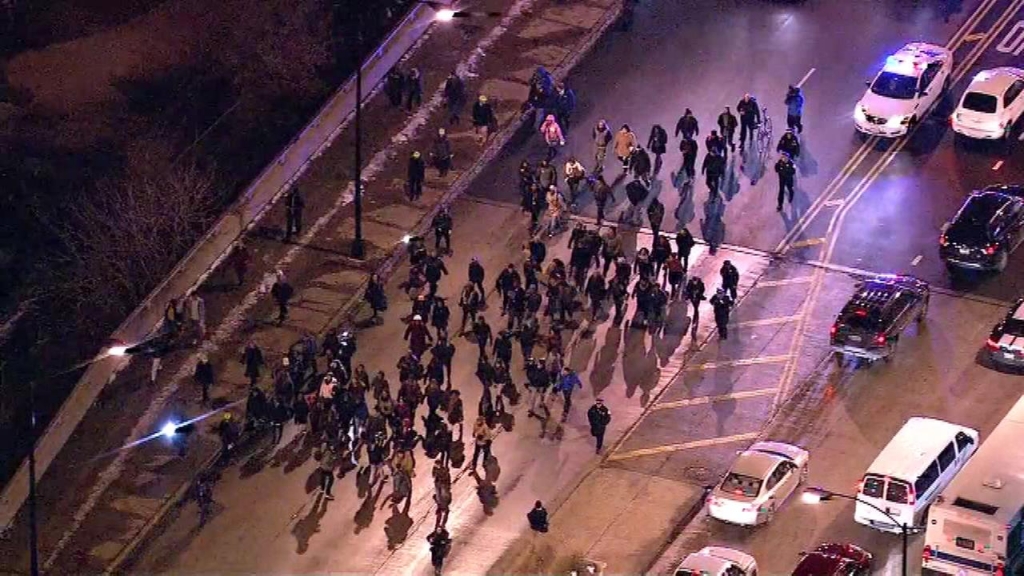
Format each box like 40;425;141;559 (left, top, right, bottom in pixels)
470;0;1024;302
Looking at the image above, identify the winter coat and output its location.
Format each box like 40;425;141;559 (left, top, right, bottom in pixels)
593;124;612;150
555;87;577;118
444;75;466;108
737;97;761;123
472;101;495;127
242;346;264;378
785;89;805;116
546;189;564;217
408;155;425;182
675;114;699;139
717;112;738;133
775;158;796;180
432;135;453;161
469;261;485;283
587;404;611;433
647;199;665;229
613;130;638;159
630;148;652;176
647;125;668;154
537;164;557;189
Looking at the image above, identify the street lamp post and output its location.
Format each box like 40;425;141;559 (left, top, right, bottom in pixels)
802;486;916;576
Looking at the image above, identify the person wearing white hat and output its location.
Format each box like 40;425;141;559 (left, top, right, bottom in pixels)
405;313;433;358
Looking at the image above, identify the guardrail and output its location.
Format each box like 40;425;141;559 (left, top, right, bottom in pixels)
0;1;438;534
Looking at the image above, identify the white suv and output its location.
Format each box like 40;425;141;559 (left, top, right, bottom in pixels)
854;42;953;137
951;67;1024;140
674;547;758;576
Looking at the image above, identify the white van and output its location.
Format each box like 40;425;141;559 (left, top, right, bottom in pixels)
855;417;979;533
923;397;1024;575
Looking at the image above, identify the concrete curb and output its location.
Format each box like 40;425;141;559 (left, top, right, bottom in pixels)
103;1;627;572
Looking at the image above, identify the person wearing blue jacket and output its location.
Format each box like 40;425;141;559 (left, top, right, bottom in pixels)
785;85;805;134
555;366;583;421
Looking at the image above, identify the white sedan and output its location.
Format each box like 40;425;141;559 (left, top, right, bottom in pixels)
951;67;1024;140
707;441;809;526
674;547;758;576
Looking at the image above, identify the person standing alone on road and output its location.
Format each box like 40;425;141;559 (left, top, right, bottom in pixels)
408;151;426;201
587;398;611;453
737;94;761;151
685;276;706;340
775;152;796;211
528;501;549;532
785;85;805;133
284;187;304;242
472;95;496;145
385;68;405;107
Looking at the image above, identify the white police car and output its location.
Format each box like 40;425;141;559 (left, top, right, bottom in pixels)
854;42;953;137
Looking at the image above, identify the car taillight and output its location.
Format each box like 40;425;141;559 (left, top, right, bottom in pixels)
987;338;1001;351
985;243;1000;255
874;334;887;346
830;324;837;337
996;562;1004;576
922;545;932;560
939;234;947;246
908;487;916;505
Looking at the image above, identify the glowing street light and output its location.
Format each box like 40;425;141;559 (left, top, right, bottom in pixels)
108;345;129;357
435;8;456;21
161;421;178;438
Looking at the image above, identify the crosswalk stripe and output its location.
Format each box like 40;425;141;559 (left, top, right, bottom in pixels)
607;432;759;462
653;388;779;410
684;355;792;371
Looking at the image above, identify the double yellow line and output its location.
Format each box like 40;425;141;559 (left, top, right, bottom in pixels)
774;0;1009;256
772;0;1023;407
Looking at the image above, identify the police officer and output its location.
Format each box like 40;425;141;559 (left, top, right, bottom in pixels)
736;93;761;151
717;106;738;152
775;152;796;211
777;128;801;159
710;288;734;340
431;207;453;255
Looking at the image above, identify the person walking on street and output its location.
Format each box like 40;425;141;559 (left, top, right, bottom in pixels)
470;415;495;470
472;315;492;358
443;70;466;125
717;107;738;152
737;93;761;151
405;67;423;111
405;314;434;359
408;151;426;201
711;287;734;340
495;264;521;315
775;153;796;211
592;174;614;226
685;276;706;340
432;207;453;255
545;186;565;237
215;412;239;463
427;527;452;575
385;68;405;107
270;271;294;325
365;273;388;322
424;252;449;298
528;501;549;532
230;242;251;287
564;156;586;206
468;257;486;299
647;196;665;239
458;282;482;334
675;228;695;273
785;85;805;133
554;83;577;129
706;129;728;162
592;119;613;172
318;441;338;499
556;366;583;421
613;124;638;174
587;398;611;453
241;341;264;388
431;128;453;177
679;136;698;181
647;123;668;172
536;158;557;191
675;108;700;141
284;187;305;242
540;114;566;161
194;353;214;403
186;292;206;343
720;260;740;300
701;149;725;196
777;129;801;160
629;145;652;186
472;95;496;144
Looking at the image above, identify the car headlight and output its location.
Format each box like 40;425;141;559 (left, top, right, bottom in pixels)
887;114;910;127
854;105;867;122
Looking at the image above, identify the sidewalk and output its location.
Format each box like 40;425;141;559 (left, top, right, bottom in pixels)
0;0;625;573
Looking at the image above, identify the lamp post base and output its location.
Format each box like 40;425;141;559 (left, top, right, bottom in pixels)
350;238;365;259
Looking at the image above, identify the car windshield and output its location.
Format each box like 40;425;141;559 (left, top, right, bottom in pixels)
871;72;918;100
957;194;1006;231
1004;318;1024;335
721;473;762;497
962;91;999;113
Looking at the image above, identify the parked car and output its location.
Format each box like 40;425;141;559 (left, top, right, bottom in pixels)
791;543;873;576
830;274;929;365
985;297;1024;369
675;547;758;576
940;189;1024;272
951;67;1024;140
707;441;809;526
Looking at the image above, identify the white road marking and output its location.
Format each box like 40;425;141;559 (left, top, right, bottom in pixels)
1018;130;1024;141
823;198;845;207
607;432;760;462
653;388;779;411
911;254;923;266
684;355;792;371
757;277;814;287
733;315;801;328
963;31;987;42
796;67;816;88
994;160;1005;170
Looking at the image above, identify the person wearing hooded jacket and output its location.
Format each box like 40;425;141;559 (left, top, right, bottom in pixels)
785;85;805;133
592;119;613;172
647;124;668;170
443;71;466;125
717;107;738;152
553;83;577;129
613;124;638;173
539;114;565;161
629;146;652;185
431;128;453;177
408;151;426;201
675;109;700;140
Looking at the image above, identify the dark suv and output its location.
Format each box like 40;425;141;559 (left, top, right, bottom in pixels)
985;298;1024;369
830;275;929;365
939;188;1024;272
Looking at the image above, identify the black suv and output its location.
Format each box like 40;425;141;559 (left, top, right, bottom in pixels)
985;298;1024;369
940;187;1024;272
830;275;929;365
